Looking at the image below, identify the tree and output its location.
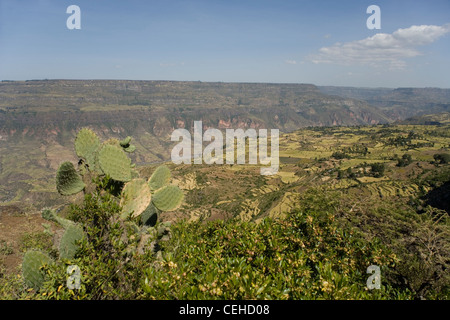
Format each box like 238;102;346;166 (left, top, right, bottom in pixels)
397;154;412;167
370;163;386;178
434;153;450;164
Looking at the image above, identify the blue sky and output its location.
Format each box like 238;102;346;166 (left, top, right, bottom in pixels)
0;0;449;87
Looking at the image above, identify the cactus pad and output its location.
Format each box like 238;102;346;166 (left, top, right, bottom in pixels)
56;161;86;196
103;138;120;147
74;128;100;171
152;185;184;212
120;178;152;219
59;224;84;260
22;250;54;291
148;165;171;191
123;144;136;153
141;203;158;226
98;144;132;182
41;208;76;229
120;136;132;147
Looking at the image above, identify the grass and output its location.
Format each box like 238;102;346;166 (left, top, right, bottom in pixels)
0;240;14;256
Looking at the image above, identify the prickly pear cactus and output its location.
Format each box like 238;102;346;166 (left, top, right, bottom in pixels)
22;250;54;291
42;208;76;230
120;178;152;219
59;224;85;260
148;165;171;191
119;136;136;153
141;203;158;226
98;144;132;182
123;144;136;153
151;185;184;212
120;136;132;147
56;161;85;196
75;128;101;172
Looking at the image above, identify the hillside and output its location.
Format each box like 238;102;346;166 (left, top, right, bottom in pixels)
1;115;449;299
0;80;393;213
1;81;450;215
319;86;450;120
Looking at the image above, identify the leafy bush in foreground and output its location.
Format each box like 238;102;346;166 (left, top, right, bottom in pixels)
3;188;417;300
141;208;411;299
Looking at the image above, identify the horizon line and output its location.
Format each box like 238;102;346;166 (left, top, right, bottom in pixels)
2;78;450;90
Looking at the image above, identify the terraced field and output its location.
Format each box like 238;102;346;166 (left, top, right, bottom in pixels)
150;120;450;225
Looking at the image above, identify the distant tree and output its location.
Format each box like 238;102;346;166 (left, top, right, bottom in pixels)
346;167;356;179
370;163;386;177
397;154;413;167
332;151;349;160
434;153;450;164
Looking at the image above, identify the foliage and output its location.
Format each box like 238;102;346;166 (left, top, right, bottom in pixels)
3;121;450;300
331;151;349;160
15;129;184;296
309;188;450;300
434;153;450;164
370;163;386;178
141;205;409;299
397;154;413;167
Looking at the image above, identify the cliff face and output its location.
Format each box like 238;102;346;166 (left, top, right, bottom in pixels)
0;80;390;146
319;86;450;121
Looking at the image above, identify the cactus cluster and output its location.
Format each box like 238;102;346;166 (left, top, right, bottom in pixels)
55;128;184;228
120;164;184;221
24;129;184;291
41;208;85;260
56;128;137;197
55;127;184;224
22;209;85;291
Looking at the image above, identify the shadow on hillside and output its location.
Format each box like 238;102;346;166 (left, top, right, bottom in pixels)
424;181;450;214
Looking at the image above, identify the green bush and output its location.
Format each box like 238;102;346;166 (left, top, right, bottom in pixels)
30;191;154;299
397;154;412;167
370;163;386;178
141;207;411;299
434;153;450;164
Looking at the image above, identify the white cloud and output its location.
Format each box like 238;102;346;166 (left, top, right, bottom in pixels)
285;59;297;65
309;24;450;69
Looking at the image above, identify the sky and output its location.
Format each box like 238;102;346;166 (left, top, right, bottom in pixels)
0;0;449;88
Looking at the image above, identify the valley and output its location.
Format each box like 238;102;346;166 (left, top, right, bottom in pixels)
0;80;449;299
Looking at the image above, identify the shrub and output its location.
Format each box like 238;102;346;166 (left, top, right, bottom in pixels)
331;151;349;160
434;153;450;164
141;206;411;299
370;163;386;178
397;154;412;167
16;129;184;298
